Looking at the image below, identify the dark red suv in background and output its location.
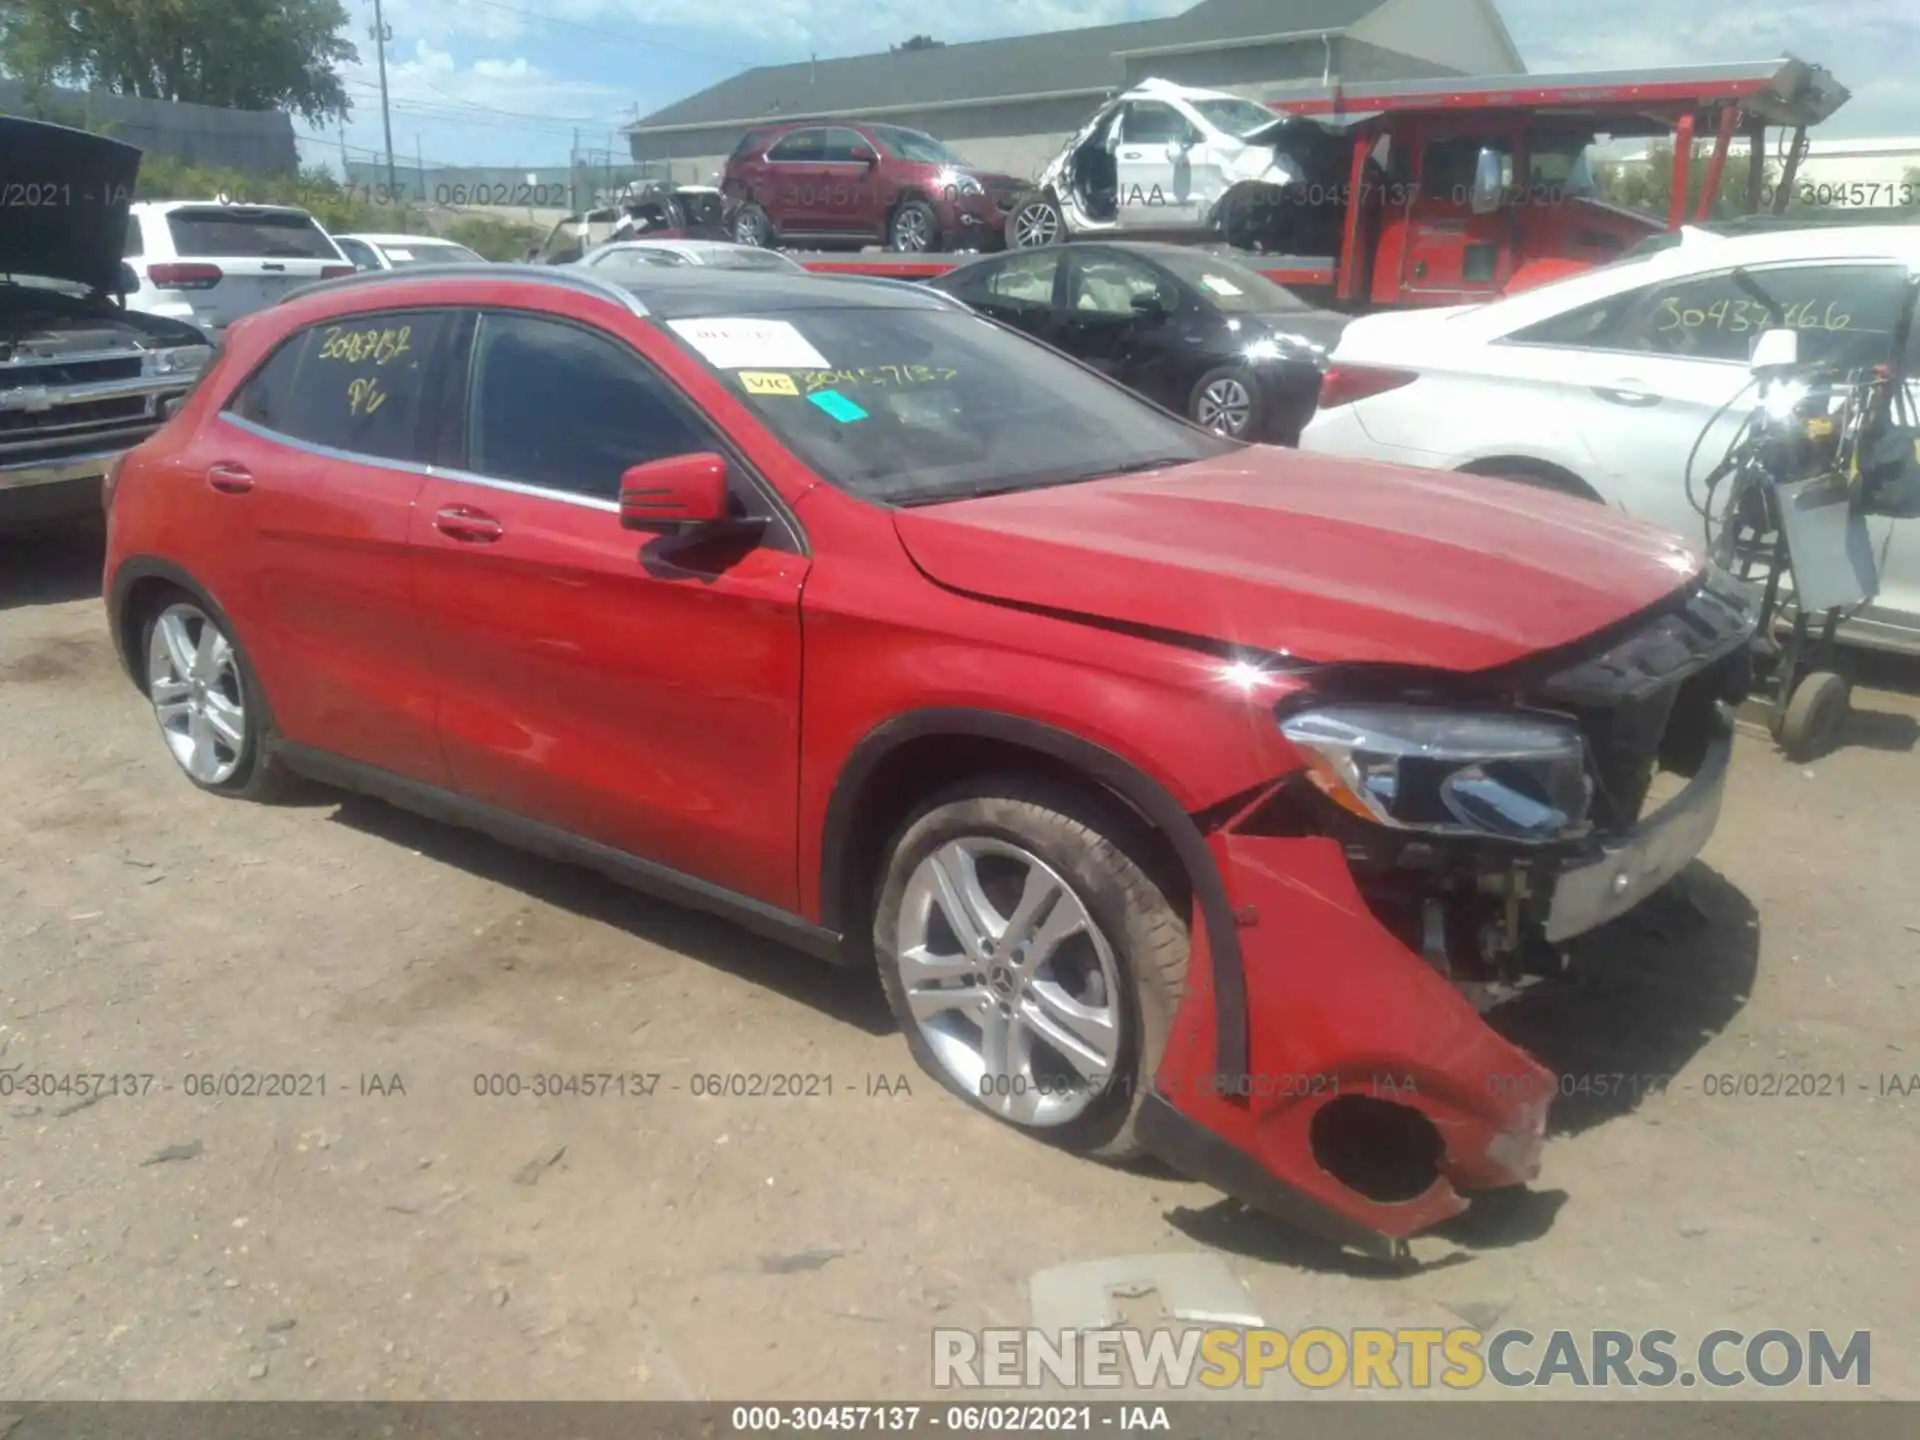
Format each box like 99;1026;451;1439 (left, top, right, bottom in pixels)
721;121;1027;253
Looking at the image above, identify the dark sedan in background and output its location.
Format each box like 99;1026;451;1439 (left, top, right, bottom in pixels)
924;242;1345;444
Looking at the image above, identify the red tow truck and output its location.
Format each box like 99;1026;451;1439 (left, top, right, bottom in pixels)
790;56;1849;311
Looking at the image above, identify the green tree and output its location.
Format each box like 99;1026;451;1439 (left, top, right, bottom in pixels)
1594;141;1777;222
0;0;357;124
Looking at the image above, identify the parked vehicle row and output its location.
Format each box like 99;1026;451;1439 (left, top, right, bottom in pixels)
3;120;227;530
3;114;513;526
103;252;1758;1256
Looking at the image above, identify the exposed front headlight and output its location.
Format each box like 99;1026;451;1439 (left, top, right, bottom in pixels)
1279;704;1592;843
937;169;984;197
146;344;213;376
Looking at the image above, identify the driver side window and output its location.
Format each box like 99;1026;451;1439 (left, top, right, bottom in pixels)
465;313;715;502
1120;102;1196;146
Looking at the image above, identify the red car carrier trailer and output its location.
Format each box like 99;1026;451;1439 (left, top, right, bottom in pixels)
785;56;1847;312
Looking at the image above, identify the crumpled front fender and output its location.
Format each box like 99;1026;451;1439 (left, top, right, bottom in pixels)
1138;830;1553;1255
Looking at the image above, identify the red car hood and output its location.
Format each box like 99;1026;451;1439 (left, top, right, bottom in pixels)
891;451;1705;671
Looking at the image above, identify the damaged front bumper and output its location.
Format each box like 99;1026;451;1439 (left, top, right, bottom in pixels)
1138;579;1754;1256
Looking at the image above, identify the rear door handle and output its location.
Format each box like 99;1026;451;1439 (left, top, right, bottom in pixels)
1593;383;1661;407
433;504;503;543
206;462;253;494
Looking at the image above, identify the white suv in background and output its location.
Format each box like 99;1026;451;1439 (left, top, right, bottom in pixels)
123;200;353;340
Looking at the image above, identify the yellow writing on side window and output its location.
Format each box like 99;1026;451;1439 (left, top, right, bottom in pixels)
1654;296;1853;336
318;324;414;365
739;371;800;397
796;365;958;392
346;375;388;416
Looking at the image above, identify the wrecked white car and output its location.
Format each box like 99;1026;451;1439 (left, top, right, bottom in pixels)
1005;78;1346;254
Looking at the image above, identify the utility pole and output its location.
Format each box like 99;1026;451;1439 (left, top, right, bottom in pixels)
337;124;349;178
370;0;398;200
416;135;425;205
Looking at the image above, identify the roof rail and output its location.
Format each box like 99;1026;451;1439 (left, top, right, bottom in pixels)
279;262;650;316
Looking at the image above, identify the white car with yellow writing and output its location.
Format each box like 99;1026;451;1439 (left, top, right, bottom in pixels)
1004;78;1338;251
1300;224;1920;656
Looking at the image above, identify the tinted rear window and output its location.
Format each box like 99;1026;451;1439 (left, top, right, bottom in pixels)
227;309;457;464
165;209;339;259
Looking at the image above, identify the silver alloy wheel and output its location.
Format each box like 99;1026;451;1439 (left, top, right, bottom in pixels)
891;205;931;251
146;601;247;786
1011;200;1060;249
892;837;1124;1127
733;210;766;246
1196;376;1253;435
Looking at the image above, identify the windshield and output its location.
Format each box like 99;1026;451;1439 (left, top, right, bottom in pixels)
1151;251;1311;313
164;208;340;259
381;242;484;267
662;306;1233;504
868;125;974;168
1190;97;1281;139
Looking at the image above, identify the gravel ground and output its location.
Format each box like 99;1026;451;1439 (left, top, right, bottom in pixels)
2;523;1917;1402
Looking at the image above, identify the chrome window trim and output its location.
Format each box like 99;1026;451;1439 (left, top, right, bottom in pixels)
216;411;620;513
278;263;650;318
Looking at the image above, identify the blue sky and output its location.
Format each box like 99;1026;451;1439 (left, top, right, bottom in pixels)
303;0;1919;176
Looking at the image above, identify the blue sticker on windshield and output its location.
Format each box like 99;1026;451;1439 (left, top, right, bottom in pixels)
809;389;868;423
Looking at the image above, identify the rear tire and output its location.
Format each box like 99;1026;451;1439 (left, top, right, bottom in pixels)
1189;366;1261;439
731;202;775;248
887;198;942;253
140;597;295;801
871;777;1186;1160
1005;192;1064;250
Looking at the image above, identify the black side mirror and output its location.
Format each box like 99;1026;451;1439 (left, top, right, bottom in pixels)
1130;292;1167;321
117;261;140;296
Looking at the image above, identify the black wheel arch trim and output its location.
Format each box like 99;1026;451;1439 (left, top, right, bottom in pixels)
108;556;237;691
819;706;1249;1086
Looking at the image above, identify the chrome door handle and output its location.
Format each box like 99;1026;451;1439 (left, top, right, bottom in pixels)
1593;384;1661;407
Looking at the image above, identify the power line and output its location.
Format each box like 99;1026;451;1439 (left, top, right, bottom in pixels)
464;0;752;69
338;76;625;134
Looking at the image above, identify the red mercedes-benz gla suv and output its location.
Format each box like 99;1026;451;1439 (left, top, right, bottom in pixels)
103;262;1754;1255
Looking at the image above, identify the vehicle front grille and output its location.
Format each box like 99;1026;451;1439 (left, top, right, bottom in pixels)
1;355;142;389
1534;571;1756;833
0;395;150;436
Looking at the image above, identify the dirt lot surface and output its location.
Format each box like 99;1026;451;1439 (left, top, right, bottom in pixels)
3;523;1918;1403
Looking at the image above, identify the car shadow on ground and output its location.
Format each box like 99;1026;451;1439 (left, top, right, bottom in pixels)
0;522;106;611
1163;861;1758;1275
324;792;898;1037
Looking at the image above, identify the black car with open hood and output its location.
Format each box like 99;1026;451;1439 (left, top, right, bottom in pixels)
2;116;212;528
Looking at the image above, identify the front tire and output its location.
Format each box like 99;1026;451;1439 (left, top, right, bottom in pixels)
871;777;1187;1159
141;598;292;800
